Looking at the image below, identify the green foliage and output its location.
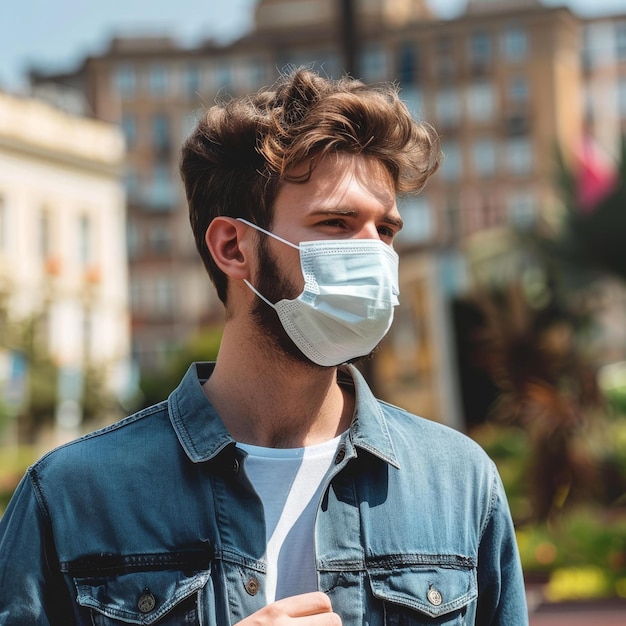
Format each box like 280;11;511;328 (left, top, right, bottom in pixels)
471;424;533;521
138;326;223;408
0;400;12;441
605;387;626;416
0;311;56;441
516;509;626;601
474;418;626;601
0;307;118;443
0;446;39;516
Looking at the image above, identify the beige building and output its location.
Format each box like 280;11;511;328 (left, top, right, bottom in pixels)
581;12;626;155
27;0;626;424
0;91;130;436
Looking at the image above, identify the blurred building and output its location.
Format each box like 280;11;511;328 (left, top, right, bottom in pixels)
0;91;130;432
582;11;626;153
27;0;626;424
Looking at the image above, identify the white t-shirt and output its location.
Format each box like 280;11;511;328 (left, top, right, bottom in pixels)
238;434;343;603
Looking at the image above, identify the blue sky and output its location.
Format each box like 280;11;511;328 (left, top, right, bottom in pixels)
1;0;624;92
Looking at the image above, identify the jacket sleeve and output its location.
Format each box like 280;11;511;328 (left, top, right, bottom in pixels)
0;470;73;625
475;461;529;625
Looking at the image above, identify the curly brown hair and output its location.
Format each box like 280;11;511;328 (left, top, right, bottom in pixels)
180;68;440;304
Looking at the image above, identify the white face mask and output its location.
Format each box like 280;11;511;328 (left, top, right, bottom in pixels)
238;218;400;367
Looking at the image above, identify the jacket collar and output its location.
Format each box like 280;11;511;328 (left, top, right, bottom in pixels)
168;362;399;468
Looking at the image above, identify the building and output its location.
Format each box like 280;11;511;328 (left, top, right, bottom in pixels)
27;0;626;424
582;10;626;153
0;91;130;439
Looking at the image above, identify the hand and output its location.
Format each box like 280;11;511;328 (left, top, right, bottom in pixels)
235;592;341;625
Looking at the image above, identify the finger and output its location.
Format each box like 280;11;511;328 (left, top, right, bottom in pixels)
273;591;334;617
234;593;341;626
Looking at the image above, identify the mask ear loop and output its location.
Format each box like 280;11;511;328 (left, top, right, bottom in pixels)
237;218;301;308
243;279;276;309
236;218;300;250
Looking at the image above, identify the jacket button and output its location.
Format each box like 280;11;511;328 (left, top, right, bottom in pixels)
244;576;259;596
137;589;156;613
334;447;345;464
231;457;240;475
427;586;443;606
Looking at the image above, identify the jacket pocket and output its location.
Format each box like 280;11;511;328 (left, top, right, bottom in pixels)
368;562;477;625
66;552;212;625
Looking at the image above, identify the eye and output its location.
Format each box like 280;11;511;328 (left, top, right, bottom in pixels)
319;219;348;229
377;225;396;240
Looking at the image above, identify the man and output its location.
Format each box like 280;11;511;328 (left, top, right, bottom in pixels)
0;70;528;624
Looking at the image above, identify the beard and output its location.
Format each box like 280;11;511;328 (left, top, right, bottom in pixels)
251;236;324;368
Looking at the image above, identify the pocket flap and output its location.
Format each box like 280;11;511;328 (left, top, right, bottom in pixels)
369;564;477;618
75;569;209;624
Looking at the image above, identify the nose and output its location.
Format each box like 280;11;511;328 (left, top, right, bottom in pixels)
355;223;380;240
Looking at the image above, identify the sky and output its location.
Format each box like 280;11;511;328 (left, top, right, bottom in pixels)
1;0;625;93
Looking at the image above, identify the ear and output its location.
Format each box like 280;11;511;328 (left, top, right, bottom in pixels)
205;217;255;281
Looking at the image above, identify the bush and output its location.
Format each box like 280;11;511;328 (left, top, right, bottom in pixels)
0;445;39;516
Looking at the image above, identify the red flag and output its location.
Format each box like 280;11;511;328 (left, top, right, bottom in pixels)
575;137;617;213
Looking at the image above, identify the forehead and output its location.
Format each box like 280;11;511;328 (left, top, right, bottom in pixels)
277;153;396;208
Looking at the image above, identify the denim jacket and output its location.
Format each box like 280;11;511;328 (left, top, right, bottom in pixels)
0;363;528;625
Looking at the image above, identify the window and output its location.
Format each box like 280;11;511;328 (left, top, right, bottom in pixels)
619;77;626;118
114;65;136;98
147;164;175;210
149;225;172;255
396;196;434;244
469;30;492;67
466;81;495;122
125;166;140;201
316;51;340;78
398;42;418;85
149;64;168;95
0;195;5;253
435;87;461;128
215;60;233;91
39;209;52;259
506;137;533;176
82;307;93;362
120;114;137;149
507;192;536;228
440;141;463;182
508;75;529;104
401;86;423;119
247;60;267;89
77;214;92;266
361;44;387;82
185;64;201;97
444;195;461;242
181;111;199;141
581;25;593;70
472;138;497;178
616;21;626;60
435;35;455;79
130;277;144;313
154;277;175;315
127;220;140;260
502;25;528;62
152;114;170;151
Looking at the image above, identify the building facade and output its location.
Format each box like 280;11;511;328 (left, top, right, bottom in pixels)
28;0;626;424
0;91;130;438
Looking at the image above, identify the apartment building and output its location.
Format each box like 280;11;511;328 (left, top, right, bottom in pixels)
28;0;626;423
582;11;626;153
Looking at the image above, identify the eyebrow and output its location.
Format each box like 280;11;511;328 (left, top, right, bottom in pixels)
311;208;404;231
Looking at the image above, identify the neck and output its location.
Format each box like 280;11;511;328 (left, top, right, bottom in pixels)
203;322;354;448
